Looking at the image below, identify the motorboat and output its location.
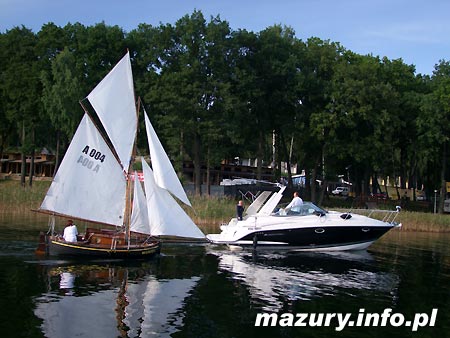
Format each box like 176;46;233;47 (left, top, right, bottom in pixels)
206;186;401;251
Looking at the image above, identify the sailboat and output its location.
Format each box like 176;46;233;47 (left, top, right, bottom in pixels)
36;51;204;258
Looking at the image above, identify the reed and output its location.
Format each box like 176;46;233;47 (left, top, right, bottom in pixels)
1;180;449;233
186;195;236;233
336;208;450;233
0;180;235;232
0;180;51;211
394;211;450;232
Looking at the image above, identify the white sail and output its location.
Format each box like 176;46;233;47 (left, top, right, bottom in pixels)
40;114;127;226
130;172;151;235
87;51;137;170
141;158;204;238
144;111;191;207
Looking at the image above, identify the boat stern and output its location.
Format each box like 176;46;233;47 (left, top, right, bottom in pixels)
35;231;49;256
206;233;224;244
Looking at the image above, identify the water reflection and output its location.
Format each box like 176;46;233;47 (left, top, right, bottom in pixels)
59;272;75;293
124;276;200;337
210;249;400;311
29;246;404;337
1;223;448;338
33;260;200;337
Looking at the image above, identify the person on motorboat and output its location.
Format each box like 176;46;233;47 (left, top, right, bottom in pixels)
277;191;303;215
286;191;303;209
236;200;245;220
63;220;78;242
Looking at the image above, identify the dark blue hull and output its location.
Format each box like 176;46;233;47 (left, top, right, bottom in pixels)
238;225;395;250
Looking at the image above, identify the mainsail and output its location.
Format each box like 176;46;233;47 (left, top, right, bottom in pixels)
40;114;127;226
141;158;204;238
144;111;192;207
87;51;137;171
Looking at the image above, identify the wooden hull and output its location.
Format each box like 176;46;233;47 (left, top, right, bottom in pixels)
37;228;161;259
47;239;160;258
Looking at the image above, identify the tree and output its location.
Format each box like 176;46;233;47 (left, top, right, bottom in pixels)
0;13;445;207
417;60;450;213
0;32;15;169
323;52;404;197
296;37;342;202
1;26;40;186
231;26;300;183
36;23;70;174
380;57;424;199
41;47;85;173
148;11;234;194
80;22;128;90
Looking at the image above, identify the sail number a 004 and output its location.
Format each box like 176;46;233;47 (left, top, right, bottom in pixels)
77;145;106;173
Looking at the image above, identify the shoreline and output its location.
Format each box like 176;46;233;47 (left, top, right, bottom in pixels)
1;180;449;233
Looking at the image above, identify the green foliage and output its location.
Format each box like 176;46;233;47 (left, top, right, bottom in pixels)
40;47;84;138
1;26;40;127
0;11;449;201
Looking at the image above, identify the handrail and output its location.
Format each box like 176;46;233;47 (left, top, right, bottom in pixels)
365;206;401;224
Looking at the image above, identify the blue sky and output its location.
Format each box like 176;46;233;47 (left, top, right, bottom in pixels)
1;0;449;75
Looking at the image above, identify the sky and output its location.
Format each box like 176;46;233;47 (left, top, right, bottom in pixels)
1;0;449;75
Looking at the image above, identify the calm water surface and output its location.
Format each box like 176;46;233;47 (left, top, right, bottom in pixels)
0;211;449;337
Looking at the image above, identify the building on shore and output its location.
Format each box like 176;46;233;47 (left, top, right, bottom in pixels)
0;148;55;179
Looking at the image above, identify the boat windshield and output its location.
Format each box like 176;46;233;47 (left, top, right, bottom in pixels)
286;202;327;216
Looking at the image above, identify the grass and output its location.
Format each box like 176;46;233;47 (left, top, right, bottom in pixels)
0;180;51;211
186;196;236;224
0;179;235;234
343;207;450;232
1;179;449;233
394;210;450;232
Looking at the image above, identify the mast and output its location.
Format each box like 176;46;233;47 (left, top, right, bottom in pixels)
124;58;140;245
125;97;140;246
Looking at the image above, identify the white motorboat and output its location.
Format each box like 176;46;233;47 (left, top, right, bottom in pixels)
206;186;401;251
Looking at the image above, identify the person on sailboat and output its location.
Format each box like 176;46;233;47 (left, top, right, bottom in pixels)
236;200;245;221
63;220;78;242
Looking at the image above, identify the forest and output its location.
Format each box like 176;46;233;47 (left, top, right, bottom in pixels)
1;10;450;211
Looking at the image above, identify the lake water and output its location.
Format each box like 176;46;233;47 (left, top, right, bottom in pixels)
0;211;449;338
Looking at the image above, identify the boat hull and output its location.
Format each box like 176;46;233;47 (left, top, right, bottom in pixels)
47;238;161;258
207;214;401;251
207;223;399;252
37;229;161;259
